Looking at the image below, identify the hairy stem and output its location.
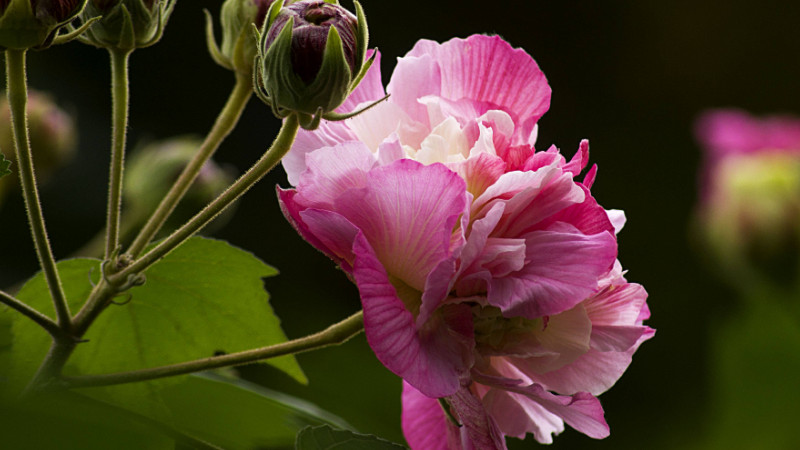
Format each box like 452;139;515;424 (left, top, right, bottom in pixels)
126;75;252;258
61;310;364;388
0;289;61;338
4;49;72;331
105;48;132;260
110;114;300;284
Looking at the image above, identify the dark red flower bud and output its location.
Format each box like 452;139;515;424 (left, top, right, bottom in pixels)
264;0;358;84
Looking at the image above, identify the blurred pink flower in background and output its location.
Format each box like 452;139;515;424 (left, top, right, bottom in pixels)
279;34;652;447
695;110;800;276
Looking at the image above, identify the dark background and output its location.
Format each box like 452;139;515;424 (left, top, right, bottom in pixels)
3;0;800;448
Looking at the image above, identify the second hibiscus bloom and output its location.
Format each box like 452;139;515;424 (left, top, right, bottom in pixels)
279;34;652;447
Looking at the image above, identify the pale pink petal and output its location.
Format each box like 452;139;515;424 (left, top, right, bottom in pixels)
520;328;655;396
347;100;412;151
386;53;442;128
482;385;565;443
402;381;452;450
284;122;359;186
334;160;468;290
487;228;617;318
354;232;473;398
376;133;405;165
294;142;377;207
606;209;626;234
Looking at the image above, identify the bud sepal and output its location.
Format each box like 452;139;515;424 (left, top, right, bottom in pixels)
0;0;87;50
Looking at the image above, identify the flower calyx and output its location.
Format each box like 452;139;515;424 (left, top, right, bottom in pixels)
253;0;384;130
73;0;176;51
0;0;88;50
206;0;276;78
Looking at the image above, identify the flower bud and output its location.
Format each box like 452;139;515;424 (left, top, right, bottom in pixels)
0;89;77;188
124;136;236;233
695;109;800;285
0;0;86;49
207;0;276;77
78;0;175;50
254;0;370;128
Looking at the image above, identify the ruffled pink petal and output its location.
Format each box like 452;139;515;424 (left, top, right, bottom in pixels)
475;372;610;442
584;282;649;327
401;381;452;450
354;232;474;398
402;35;551;145
475;167;585;239
487;227;617;318
447;152;506;200
334;159;468;291
535;185;616;236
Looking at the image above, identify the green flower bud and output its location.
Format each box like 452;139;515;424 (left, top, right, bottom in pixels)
206;0;276;77
0;0;86;49
254;0;374;129
0;89;77;188
77;0;176;50
124;136;236;234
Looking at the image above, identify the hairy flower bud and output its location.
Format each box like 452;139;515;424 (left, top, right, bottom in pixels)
77;0;175;50
207;0;276;77
0;0;86;49
0;89;77;190
254;0;372;128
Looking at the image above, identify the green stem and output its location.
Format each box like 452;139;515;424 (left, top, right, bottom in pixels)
61;310;363;388
105;48;132;260
4;49;72;331
110;114;300;284
126;75;252;258
0;289;61;338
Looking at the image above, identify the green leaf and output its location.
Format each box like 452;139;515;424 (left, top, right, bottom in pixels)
4;237;305;418
0;152;11;179
161;373;352;449
295;425;407;450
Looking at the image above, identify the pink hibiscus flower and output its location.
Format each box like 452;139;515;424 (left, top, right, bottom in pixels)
278;34;651;446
